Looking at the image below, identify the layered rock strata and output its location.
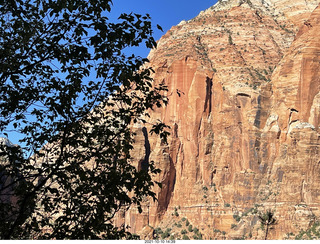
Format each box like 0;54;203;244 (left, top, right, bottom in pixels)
119;0;320;240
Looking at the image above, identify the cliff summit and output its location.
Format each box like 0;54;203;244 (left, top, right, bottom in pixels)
118;0;320;240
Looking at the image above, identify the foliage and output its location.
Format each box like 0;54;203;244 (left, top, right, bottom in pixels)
154;227;163;234
228;35;233;45
0;0;168;240
233;214;241;222
231;224;237;229
193;227;199;234
295;221;320;240
182;234;189;240
188;224;193;232
174;207;179;217
154;227;163;239
193;233;202;240
161;229;171;239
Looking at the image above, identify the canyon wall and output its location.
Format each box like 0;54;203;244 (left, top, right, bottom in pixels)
119;0;320;239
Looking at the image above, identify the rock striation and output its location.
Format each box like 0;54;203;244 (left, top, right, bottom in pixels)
119;0;320;240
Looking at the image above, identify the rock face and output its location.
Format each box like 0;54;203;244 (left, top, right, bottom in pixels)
119;0;320;240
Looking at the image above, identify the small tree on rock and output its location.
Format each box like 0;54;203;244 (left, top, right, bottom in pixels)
258;210;278;240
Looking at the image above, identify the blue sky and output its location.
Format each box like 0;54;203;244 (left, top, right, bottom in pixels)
111;0;218;57
6;1;218;146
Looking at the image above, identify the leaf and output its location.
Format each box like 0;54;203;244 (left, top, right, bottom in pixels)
157;24;163;32
0;0;167;239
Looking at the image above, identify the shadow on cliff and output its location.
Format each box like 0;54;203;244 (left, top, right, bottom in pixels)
156;154;176;216
138;127;150;171
138;127;176;216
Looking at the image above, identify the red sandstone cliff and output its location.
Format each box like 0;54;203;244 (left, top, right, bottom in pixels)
119;0;320;240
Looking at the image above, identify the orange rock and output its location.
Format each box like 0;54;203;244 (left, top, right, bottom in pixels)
119;0;320;240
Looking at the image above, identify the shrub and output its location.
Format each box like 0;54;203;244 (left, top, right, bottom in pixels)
186;220;190;226
224;203;231;207
183;234;190;240
177;223;182;228
188;225;193;232
161;229;171;239
173;207;179;217
181;217;186;222
233;214;241;222
155;227;163;234
161;232;169;239
195;233;203;240
181;229;187;235
228;35;233;45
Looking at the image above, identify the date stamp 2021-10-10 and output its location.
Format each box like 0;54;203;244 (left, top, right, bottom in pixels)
144;240;176;244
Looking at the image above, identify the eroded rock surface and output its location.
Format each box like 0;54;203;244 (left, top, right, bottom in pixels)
118;0;320;240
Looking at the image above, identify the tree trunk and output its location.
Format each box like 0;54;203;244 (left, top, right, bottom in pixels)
265;225;269;240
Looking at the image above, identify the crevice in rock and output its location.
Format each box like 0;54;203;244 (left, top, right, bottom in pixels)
173;123;179;138
237;93;251;98
233;44;247;65
267;32;283;58
156;155;176;215
254;95;262;128
287;108;299;131
204;77;213;116
180;144;184;177
138;127;150;171
194;35;215;71
255;10;263;22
